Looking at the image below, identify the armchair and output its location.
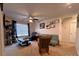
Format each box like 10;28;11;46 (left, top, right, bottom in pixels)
29;32;39;41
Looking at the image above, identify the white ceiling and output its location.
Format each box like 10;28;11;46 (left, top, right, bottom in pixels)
3;3;79;21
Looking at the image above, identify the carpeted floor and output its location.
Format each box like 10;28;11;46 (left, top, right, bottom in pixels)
4;41;77;56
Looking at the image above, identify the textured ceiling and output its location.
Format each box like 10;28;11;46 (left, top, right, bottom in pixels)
3;3;79;21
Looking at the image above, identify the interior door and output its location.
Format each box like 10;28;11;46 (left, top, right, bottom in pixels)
70;22;76;43
62;17;76;43
62;19;70;42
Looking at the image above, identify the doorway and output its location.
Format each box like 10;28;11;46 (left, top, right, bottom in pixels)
62;17;77;43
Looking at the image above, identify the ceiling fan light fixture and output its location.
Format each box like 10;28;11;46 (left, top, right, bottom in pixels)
29;16;33;20
29;16;33;23
29;19;33;23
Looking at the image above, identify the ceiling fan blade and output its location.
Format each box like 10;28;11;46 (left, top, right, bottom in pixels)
33;19;38;21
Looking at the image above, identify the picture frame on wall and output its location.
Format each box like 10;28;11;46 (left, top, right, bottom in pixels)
51;24;55;28
40;23;45;29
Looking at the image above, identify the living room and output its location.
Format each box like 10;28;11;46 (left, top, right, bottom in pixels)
0;3;79;56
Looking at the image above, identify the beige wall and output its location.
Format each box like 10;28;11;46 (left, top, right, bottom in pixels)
76;28;79;55
35;18;62;41
76;15;79;55
0;7;4;55
35;19;60;34
29;22;35;36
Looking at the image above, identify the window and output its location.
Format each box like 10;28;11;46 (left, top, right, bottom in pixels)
16;23;29;36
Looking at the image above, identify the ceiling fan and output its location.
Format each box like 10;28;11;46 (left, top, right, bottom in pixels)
28;16;39;23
